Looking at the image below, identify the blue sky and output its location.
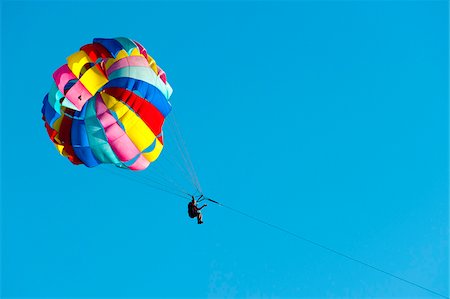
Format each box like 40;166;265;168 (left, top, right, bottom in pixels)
1;1;448;298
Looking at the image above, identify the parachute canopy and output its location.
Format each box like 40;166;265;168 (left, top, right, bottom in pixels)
42;37;173;171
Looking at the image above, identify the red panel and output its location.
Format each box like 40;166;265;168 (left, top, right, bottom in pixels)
80;43;111;78
103;87;165;144
44;121;58;143
134;41;148;59
157;66;167;84
57;110;83;165
80;43;112;61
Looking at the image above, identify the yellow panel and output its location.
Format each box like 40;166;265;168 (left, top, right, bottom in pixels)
130;48;141;56
79;67;108;94
143;140;163;162
125;118;156;151
100;92;114;108
115;49;129;60
120;105;138;125
67;50;90;78
101;93;129;117
104;57;116;70
51;114;64;145
146;55;158;73
100;93;156;152
55;144;65;156
52;114;63;132
104;49;129;70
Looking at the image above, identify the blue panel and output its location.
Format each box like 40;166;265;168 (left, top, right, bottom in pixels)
75;147;101;167
142;138;157;153
93;38;124;58
42;94;60;127
109;110;126;132
115;37;138;55
123;152;141;167
71;106;100;167
102;78;172;116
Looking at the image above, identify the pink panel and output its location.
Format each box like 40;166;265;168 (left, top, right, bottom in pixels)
109;135;140;161
128;155;150;170
65;80;92;111
95;94;108;113
107;56;149;76
53;64;77;93
96;96;147;166
104;123;125;143
97;111;118;128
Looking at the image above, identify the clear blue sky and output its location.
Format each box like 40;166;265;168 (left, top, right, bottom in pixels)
1;1;448;298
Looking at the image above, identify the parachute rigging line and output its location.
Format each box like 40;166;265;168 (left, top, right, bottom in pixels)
167;113;202;193
172;114;202;192
98;165;189;199
160;153;194;187
165;119;197;191
141;162;191;195
169;124;200;193
204;199;449;299
90;163;449;299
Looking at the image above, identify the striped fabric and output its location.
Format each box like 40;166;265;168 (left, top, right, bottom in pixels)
41;37;173;170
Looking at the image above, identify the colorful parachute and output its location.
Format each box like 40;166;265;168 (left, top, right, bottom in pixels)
42;37;173;171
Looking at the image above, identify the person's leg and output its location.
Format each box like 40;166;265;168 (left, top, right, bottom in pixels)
197;213;203;224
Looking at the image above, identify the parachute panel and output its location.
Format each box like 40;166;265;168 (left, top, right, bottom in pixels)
42;37;172;171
